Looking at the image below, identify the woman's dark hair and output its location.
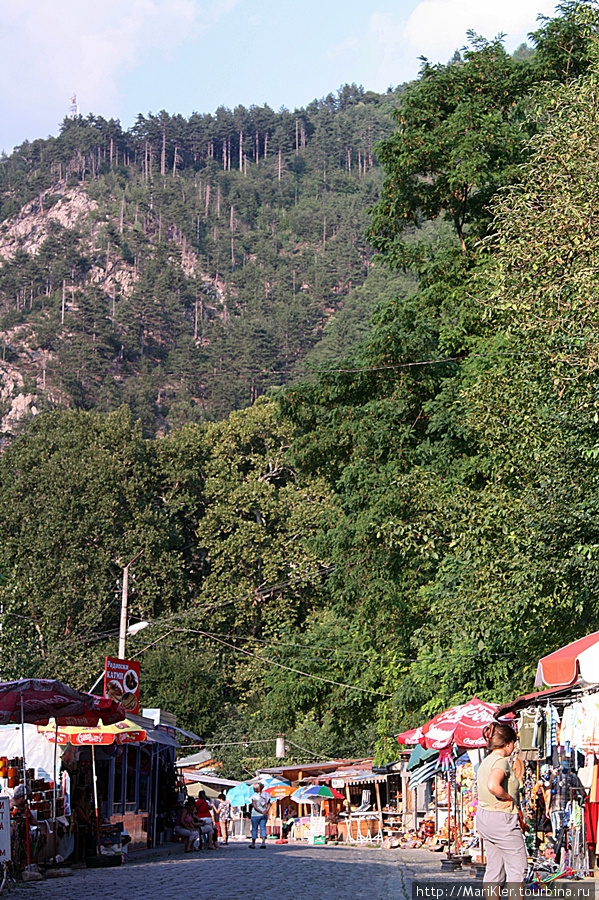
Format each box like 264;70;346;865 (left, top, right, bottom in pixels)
185;797;195;807
483;721;517;751
218;792;225;800
198;790;207;800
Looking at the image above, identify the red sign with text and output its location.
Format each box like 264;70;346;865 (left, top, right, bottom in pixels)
103;657;140;714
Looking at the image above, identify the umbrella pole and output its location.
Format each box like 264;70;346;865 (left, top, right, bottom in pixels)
52;720;58;861
91;745;101;855
447;778;452;858
453;769;462;855
53;721;58;819
20;693;32;868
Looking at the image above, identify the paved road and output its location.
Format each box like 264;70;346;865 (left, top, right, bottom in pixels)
28;842;412;900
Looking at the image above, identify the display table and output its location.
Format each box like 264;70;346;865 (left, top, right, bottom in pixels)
382;810;403;833
338;814;382;843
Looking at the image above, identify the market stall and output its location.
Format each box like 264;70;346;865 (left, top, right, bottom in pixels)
395;696;497;863
497;642;599;881
39;713;180;854
0;678;125;877
255;758;381;844
0;724;72;871
314;765;388;843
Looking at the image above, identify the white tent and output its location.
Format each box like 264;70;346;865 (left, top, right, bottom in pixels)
0;723;59;780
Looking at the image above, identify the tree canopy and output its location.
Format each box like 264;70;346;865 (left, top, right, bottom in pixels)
4;2;599;769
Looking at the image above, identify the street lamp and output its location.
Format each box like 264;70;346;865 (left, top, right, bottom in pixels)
127;621;150;637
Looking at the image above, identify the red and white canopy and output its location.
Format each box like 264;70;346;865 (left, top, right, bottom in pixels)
396;726;423;746
398;696;497;751
420;696;497;750
535;631;599;688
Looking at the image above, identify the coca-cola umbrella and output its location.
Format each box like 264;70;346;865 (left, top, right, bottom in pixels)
418;696;497;751
396;726;424;746
396;696;498;862
0;678;101;726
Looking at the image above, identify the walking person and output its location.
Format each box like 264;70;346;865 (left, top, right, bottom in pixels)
476;722;527;894
217;792;231;844
249;782;271;849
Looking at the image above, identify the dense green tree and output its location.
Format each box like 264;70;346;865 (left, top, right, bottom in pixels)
369;36;533;259
0;407;190;685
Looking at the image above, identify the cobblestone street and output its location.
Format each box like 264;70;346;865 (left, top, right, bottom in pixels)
25;842;419;900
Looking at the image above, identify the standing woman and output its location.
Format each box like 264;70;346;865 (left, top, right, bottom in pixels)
218;792;231;844
476;722;527;888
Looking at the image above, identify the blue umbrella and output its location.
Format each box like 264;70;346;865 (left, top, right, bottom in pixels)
226;782;254;807
290;786;314;803
261;776;290;787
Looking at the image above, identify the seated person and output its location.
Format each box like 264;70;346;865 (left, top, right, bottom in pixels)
281;805;295;839
174;799;200;852
10;784;29;815
195;791;216;848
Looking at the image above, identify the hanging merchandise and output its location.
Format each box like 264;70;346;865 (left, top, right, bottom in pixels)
519;709;538;753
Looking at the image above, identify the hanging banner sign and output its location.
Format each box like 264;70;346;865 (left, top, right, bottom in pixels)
104;657;140;714
0;795;11;861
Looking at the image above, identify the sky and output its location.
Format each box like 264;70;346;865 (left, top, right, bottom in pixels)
0;0;559;155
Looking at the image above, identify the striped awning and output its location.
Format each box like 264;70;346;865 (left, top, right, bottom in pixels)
345;773;388;785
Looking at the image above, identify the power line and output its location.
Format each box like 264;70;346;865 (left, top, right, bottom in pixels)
285;738;330;760
195;631;395;659
157;345;562;384
176;627;393;698
204;739;276;748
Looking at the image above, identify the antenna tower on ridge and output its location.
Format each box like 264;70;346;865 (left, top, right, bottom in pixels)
68;94;79;117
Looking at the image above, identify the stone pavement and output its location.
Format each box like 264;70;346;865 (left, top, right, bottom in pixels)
25;841;422;900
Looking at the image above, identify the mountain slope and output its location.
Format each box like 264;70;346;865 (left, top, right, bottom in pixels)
0;85;411;435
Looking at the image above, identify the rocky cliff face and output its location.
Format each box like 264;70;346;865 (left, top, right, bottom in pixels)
0;183;229;436
0;187;98;260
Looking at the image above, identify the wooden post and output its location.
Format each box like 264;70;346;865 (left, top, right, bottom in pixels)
375;780;383;836
345;784;352;841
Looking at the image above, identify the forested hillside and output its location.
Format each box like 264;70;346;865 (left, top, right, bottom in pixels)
0;85;410;435
2;1;599;776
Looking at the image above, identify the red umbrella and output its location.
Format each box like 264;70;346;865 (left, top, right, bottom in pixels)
418;696;497;751
55;695;126;728
0;679;100;726
396;726;424;746
400;697;497;862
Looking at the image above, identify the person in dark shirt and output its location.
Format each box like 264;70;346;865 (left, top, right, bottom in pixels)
550;764;583;836
195;791;216;848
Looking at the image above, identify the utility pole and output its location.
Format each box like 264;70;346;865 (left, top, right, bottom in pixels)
118;550;144;658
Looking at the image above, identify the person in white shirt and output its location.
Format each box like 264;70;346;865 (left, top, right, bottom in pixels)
249;782;271;849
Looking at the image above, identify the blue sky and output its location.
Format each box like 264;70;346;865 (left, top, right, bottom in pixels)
1;0;558;155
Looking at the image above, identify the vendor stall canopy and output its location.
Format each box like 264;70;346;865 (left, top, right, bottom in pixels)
0;679;124;726
535;631;599;688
